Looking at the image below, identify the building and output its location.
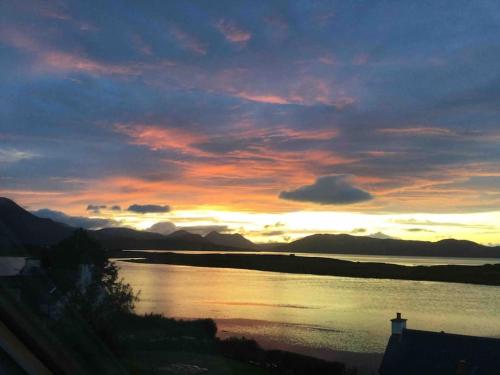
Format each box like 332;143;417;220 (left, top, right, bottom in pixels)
1;257;101;320
379;313;500;375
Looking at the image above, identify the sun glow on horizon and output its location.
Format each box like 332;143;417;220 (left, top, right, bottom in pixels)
90;208;500;245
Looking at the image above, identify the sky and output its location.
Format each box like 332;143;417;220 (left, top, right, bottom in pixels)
1;0;500;244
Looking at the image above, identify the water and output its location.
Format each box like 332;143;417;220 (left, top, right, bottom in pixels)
124;250;500;266
117;260;500;354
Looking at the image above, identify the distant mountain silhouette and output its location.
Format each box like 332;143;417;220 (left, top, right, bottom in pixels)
0;198;236;252
205;231;256;250
0;197;74;249
92;227;165;240
167;230;210;243
91;227;231;251
2;197;500;258
274;233;500;258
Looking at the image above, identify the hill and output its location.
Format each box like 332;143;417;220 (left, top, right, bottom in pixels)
91;227;235;251
275;234;500;258
0;197;74;250
168;230;210;243
205;231;256;250
0;198;240;252
91;227;166;241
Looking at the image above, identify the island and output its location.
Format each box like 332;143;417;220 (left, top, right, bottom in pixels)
114;251;500;286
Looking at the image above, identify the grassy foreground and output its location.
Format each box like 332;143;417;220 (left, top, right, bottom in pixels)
109;313;352;374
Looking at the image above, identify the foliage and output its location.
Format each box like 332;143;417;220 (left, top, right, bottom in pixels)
43;229;138;327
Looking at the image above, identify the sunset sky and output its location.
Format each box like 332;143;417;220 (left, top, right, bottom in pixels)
1;1;500;244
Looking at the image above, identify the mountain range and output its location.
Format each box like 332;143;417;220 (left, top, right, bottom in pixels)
1;197;500;258
272;233;500;258
0;197;73;249
0;197;252;252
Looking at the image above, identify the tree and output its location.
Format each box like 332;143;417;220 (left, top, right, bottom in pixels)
44;229;138;327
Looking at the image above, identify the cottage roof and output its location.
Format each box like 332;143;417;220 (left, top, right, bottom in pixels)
380;328;500;375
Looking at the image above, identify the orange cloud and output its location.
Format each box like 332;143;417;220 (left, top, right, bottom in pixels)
114;123;207;155
114;122;345;194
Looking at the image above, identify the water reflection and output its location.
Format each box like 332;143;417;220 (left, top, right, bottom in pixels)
117;261;500;353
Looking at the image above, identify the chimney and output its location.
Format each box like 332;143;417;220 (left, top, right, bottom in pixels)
391;312;407;335
456;360;468;375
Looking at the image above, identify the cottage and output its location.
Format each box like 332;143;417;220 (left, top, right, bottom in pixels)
380;313;500;375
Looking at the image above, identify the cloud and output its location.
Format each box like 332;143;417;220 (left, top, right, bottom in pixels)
0;148;37;164
392;219;493;229
3;1;500;217
114;123;207;155
377;127;454;137
264;221;285;229
262;230;285;236
40;51;135;76
351;228;367;234
170;26;207;55
235;92;290;105
279;175;373;205
180;225;229;235
406;228;434;232
32;209;118;230
1;29;136;76
147;221;228;236
110;205;121;211
148;221;177;235
127;204;171;214
215;19;251;43
87;204;107;213
367;232;396;240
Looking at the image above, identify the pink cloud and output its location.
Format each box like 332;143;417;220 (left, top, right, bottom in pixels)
232;126;338;142
232;82;356;108
131;34;153;55
378;127;454;136
1;29;135;76
319;55;336;65
353;54;369;65
363;150;404;157
215;19;252;43
41;51;135;75
170;26;207;55
235;92;291;105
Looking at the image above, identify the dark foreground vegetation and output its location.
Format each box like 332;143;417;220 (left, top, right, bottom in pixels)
110;312;354;374
117;251;500;286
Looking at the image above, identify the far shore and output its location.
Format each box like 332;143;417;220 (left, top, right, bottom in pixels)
113;251;500;286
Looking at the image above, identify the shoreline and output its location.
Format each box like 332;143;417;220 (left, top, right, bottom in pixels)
114;251;500;286
217;331;382;375
214;318;383;375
